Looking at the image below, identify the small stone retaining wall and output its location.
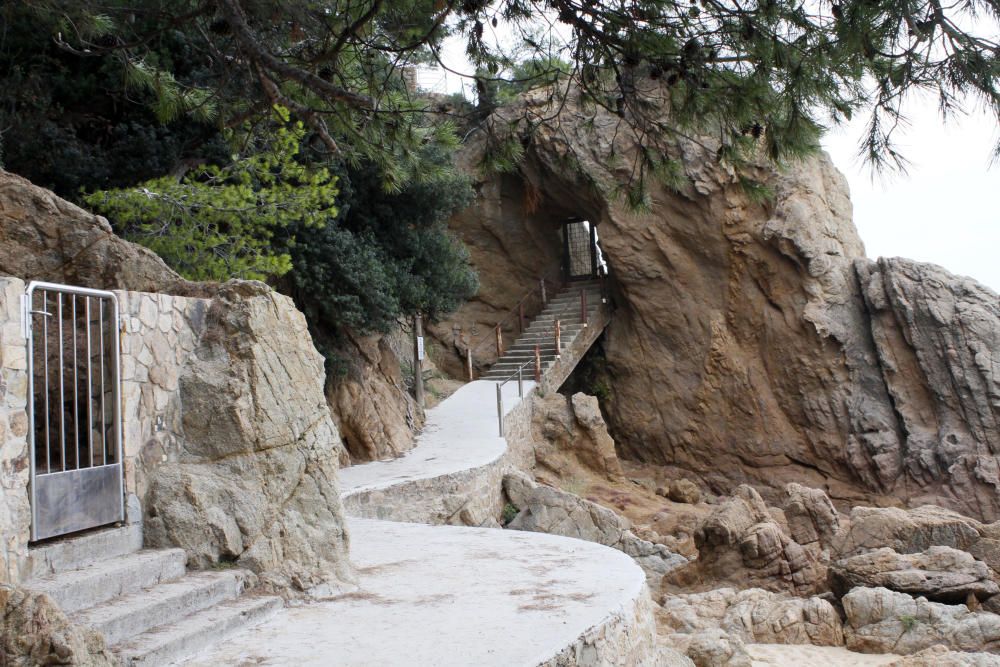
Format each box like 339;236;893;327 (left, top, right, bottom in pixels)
0;280;212;584
0;277;30;584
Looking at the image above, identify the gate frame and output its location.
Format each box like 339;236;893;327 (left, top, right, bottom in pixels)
562;218;599;282
22;281;124;542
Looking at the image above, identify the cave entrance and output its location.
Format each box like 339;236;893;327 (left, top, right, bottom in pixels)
562;218;602;282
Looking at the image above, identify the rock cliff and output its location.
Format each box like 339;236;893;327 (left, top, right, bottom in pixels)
0;171;354;593
434;86;1000;521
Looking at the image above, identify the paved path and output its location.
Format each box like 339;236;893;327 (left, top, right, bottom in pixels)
184;381;654;666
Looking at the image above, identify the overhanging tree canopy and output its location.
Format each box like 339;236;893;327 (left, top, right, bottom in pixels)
6;0;997;178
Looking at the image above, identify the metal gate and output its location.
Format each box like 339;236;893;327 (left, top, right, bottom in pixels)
23;281;123;541
563;218;598;281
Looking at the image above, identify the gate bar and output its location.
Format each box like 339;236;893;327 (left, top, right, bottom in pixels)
25;281;123;542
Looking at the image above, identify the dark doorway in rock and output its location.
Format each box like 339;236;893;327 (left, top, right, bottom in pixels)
563;218;599;281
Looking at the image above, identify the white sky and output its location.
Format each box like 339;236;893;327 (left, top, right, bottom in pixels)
821;100;1000;292
431;25;1000;292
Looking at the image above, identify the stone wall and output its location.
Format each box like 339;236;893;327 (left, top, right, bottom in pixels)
118;290;206;501
0;277;29;585
0;277;353;593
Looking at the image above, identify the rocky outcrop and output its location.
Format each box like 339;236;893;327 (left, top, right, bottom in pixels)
502;472;686;590
327;330;419;464
0;586;115;666
832;505;984;558
531;392;623;483
680;485;825;595
143;282;354;594
659;587;845;647
684;628;752;667
843;586;1000;654
784;482;840;549
829;546;999;603
436;84;1000;521
0;169;203;296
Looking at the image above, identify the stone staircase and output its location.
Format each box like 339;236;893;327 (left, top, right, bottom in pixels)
25;522;281;666
481;279;605;381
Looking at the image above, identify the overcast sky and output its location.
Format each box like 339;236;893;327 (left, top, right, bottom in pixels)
821;99;1000;292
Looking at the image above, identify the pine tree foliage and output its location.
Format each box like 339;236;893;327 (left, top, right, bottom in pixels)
84;109;338;281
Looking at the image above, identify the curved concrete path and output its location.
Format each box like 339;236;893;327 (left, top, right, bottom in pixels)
185;381;658;666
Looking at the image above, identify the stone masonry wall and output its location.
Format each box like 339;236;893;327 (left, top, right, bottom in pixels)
0;277;29;585
117;290;207;501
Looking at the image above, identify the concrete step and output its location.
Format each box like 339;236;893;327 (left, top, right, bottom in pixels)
28;548;187;614
115;595;283;666
26;523;143;579
76;569;249;646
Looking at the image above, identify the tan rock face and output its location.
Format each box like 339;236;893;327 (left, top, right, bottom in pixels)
682;485;826;595
843;586;1000;655
831;505;984;558
0;169;204;296
0;586;115;666
327;330;419;464
660;587;844;648
531;392;624;482
143;283;353;593
829;546;1000;603
437;87;1000;521
784;482;840;549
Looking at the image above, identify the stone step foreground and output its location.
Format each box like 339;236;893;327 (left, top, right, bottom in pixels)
184;380;660;666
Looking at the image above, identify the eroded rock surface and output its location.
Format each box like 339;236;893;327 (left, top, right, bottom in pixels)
143;282;354;594
503;471;685;589
843;586;1000;654
327;330;420;464
784;482;840;549
679;485;825;595
0;586;115;666
659;587;844;648
435;84;1000;522
531;392;624;483
832;505;984;558
829;546;999;603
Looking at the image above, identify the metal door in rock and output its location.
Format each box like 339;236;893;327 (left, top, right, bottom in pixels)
563;218;598;281
23;281;123;541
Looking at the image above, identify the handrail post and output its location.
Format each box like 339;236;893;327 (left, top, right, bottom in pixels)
495;324;503;357
519;303;525;333
496;383;504;437
580;289;588;326
555;319;561;357
517;364;523;398
540;278;547;306
466;347;474;382
534;345;541;382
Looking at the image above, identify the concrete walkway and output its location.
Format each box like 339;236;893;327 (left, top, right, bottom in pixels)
183;381;657;666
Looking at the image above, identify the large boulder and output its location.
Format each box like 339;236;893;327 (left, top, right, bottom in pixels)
143;282;354;594
843;586;1000;654
0;169;202;295
685;629;752;667
832;505;984;558
327;330;419;464
829;546;999;603
530;392;624;482
659;587;844;647
783;483;840;549
502;471;685;589
683;485;825;595
0;586;115;666
434;83;1000;522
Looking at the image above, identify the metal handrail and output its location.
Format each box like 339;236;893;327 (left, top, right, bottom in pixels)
465;271;563;380
494;357;536;436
